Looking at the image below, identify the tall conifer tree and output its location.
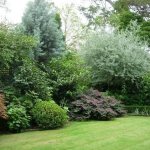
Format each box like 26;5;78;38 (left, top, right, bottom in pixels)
22;0;64;62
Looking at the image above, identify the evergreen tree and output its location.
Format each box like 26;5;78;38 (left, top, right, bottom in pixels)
22;0;65;62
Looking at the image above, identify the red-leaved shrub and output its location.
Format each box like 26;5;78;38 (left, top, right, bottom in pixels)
69;89;126;121
0;93;8;120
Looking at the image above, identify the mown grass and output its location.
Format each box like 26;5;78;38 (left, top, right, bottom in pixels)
0;116;150;150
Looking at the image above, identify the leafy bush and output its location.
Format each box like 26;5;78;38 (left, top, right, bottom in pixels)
0;24;36;86
0;24;47;108
17;93;38;115
118;11;143;30
81;29;150;93
32;101;68;129
69;89;126;121
106;91;143;106
48;52;91;105
139;21;150;45
7;105;30;133
3;86;21;106
14;59;52;100
138;72;150;105
113;72;150;106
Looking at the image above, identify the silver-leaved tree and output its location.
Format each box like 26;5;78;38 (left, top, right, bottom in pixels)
22;0;65;63
81;27;150;90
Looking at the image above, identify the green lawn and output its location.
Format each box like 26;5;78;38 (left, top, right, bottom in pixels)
0;117;150;150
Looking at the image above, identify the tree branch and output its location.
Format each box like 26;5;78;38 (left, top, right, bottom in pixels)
106;0;114;7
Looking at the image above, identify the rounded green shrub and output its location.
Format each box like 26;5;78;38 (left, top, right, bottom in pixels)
7;105;30;133
32;101;68;129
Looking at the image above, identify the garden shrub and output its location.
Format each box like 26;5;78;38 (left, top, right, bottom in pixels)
106;96;126;117
140;73;150;105
0;24;49;109
3;86;21;106
113;72;150;106
14;59;52;100
32;101;68;129
7;105;30;133
17;94;37;115
69;89;126;121
48;52;91;105
0;24;36;86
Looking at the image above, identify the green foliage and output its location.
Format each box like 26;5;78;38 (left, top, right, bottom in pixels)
7;105;30;133
17;93;41;115
32;101;68;129
114;0;150;18
4;87;41;115
0;25;35;67
48;52;91;104
2;60;52;111
139;73;150;104
111;11;150;45
0;24;54;132
81;29;150;92
125;106;150;116
22;0;65;62
138;21;150;45
69;89;126;121
3;86;20;106
14;59;52;100
55;13;62;29
114;72;150;106
112;1;150;45
0;23;54;116
118;11;143;30
0;25;36;86
114;0;129;12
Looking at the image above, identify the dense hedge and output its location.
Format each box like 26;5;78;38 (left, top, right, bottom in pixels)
125;105;150;116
